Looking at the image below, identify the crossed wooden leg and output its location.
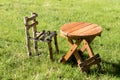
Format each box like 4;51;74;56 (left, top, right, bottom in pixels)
59;37;101;72
79;39;101;72
58;38;82;64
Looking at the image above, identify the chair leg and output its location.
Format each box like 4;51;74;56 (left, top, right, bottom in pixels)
25;28;32;56
26;37;32;56
48;41;53;61
54;34;59;53
34;40;38;55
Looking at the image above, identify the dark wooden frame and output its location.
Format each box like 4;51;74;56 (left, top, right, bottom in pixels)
24;13;59;61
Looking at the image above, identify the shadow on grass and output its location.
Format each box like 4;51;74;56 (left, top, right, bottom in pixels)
81;59;120;78
62;52;92;67
65;55;78;67
59;50;120;78
99;59;120;77
57;50;78;67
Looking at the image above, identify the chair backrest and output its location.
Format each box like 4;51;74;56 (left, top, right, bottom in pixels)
24;13;38;39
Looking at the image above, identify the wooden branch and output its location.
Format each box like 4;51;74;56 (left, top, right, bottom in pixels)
25;21;38;30
35;30;45;39
32;18;38;54
24;13;59;61
25;28;32;56
54;32;59;53
47;31;56;41
25;13;38;22
48;42;53;61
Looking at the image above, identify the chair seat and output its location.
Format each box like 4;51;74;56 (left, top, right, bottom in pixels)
30;30;56;42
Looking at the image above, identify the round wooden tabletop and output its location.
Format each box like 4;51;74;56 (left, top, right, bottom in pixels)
60;22;102;38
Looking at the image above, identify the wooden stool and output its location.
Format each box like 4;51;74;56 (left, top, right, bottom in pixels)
24;13;59;61
59;22;102;72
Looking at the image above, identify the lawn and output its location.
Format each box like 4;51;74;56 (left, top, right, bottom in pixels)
0;0;120;80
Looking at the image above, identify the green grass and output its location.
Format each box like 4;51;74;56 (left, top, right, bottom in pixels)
0;0;120;80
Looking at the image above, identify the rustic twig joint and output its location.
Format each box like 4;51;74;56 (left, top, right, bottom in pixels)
24;13;59;61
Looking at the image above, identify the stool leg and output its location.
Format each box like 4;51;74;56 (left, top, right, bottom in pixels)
59;39;81;63
48;41;53;61
54;34;59;53
67;38;74;47
58;44;78;63
83;39;94;57
78;36;96;53
83;39;101;72
73;50;83;64
67;38;83;64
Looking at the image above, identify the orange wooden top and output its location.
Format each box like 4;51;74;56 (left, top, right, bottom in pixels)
60;22;102;38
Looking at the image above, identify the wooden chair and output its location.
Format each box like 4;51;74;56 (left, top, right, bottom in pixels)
24;13;59;61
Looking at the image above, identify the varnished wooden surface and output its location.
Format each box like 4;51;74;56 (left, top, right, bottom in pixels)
60;22;102;38
60;22;102;72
